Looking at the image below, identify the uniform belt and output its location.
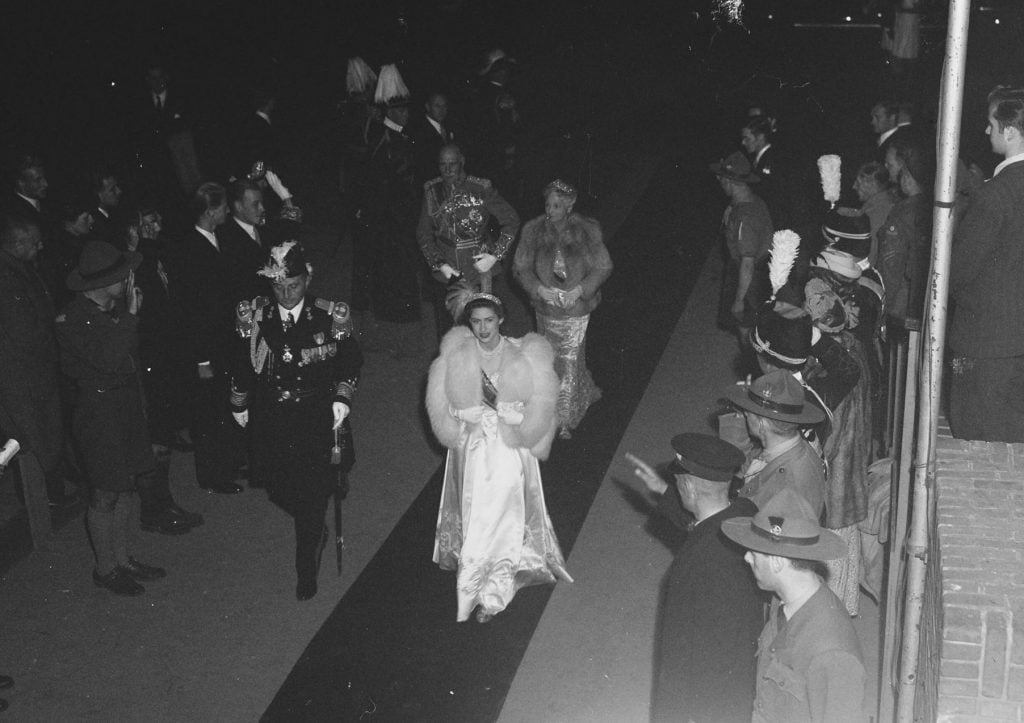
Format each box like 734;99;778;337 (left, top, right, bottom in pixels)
270;386;328;403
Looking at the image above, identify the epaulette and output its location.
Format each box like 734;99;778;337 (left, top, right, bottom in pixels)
466;175;492;189
314;298;354;340
236;296;270;338
423;177;442;190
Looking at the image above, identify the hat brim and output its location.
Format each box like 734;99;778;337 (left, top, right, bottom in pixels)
723;384;825;425
67;251;142;291
721;516;847;561
709;162;760;183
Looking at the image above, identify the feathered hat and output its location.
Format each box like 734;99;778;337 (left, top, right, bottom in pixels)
374;64;410;108
750;229;811;368
346;57;378;96
821;208;871;259
257;241;312;283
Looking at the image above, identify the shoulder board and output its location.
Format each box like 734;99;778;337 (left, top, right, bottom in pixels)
466;175;492;189
423;177;442;190
314;297;336;314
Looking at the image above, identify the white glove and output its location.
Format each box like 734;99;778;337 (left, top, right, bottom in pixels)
264;170;292;201
537;286;559;305
453;406;485;424
439;263;458;281
332;402;349;430
473;253;497;273
232;410;249;428
497;408;524;426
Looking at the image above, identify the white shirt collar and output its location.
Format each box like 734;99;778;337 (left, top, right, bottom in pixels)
97;206;110;219
195;225;218;249
384;117;404;133
16;192;40;211
234;217;258;241
279;298;304;321
994;151;1024;177
754;143;771;165
153;90;167;105
877;126;898;146
427;116;443;135
256;110;271;125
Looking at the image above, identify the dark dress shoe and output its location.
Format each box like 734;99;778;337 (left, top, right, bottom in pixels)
296;578;318;601
93;568;145;596
200;481;244;494
167;503;204;528
119;557;166;581
141;509;193;535
0;675;12;690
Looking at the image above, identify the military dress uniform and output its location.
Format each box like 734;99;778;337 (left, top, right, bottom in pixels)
417;174;519;288
231;294;362;590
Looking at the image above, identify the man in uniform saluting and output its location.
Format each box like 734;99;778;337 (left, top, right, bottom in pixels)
230;241;362;600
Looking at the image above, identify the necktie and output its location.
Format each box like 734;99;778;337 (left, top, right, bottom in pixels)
253;227;261;246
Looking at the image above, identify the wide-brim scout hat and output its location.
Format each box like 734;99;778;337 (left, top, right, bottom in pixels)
710;150;760;184
666;433;745;481
721;488;846;561
724;369;825;425
67;240;141;291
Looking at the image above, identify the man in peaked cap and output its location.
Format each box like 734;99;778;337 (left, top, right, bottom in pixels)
712;151;773;368
628;433;765;722
230;241;363;600
720;370;826;516
722;488;865;722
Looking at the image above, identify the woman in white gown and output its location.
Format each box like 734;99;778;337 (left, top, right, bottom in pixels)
427;293;573;622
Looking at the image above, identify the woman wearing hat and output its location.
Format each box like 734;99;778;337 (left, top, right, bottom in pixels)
55;241;165;596
514;179;612;439
426;293;572;622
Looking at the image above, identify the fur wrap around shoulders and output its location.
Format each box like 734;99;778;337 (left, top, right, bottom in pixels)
426;327;560;459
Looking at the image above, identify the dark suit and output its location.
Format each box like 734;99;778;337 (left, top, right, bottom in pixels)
170;227;243;488
651;491;764;723
0;249;64;498
217;217;269;305
410;114;455;185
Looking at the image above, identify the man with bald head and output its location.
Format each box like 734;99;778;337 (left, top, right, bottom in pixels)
417;144;519;333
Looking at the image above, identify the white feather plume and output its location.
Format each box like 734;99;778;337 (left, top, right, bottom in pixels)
346;57;377;95
768;230;801;299
817;154;842;208
374;64;409;105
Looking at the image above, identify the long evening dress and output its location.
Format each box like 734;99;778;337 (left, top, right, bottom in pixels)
427;327;573;621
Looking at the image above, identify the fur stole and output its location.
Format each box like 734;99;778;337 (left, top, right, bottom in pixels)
426;327;559;459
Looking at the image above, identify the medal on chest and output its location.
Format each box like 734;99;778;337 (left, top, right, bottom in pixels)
281;345;293;364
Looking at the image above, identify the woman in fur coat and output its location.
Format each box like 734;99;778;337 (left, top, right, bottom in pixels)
426;293;573;622
513;179;612;438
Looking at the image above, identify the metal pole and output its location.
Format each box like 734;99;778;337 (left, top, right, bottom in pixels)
895;0;970;719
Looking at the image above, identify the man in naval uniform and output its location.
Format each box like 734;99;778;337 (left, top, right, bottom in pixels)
230;241;362;600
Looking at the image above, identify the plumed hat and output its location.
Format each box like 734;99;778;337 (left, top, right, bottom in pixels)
374;64;410;108
721;488;847;561
257;241;311;283
752;300;813;368
346;57;378;96
821;208;871;260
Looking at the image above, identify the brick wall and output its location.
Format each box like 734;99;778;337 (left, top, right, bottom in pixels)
933;419;1024;722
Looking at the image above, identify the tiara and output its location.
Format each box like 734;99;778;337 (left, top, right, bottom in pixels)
545;179;577;196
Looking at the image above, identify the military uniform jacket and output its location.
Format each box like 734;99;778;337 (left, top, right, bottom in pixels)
753;584;865;723
416;175;520;284
651;491;764;723
739;436;826;519
231;295;362;495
